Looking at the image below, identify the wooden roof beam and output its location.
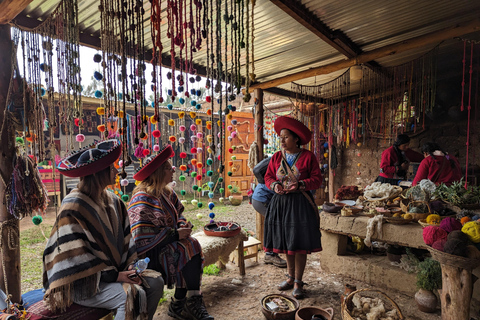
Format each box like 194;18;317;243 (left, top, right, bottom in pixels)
270;0;359;58
251;18;480;91
0;0;33;25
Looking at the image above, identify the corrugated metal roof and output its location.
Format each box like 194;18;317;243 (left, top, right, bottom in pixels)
14;0;480;97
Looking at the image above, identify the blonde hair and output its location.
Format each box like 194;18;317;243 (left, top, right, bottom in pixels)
77;166;111;204
133;160;172;199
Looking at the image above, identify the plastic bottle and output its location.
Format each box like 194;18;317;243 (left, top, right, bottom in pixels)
133;257;150;273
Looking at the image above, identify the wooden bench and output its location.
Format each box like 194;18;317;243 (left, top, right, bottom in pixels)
192;229;249;275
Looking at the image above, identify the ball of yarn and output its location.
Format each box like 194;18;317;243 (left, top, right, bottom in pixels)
439;217;462;233
444;238;468;257
121;195;129;202
448;230;470;243
426;214;442;225
423;226;448;246
466;245;480;259
432;239;447;251
462;221;480;243
461;216;471;225
32;215;43;226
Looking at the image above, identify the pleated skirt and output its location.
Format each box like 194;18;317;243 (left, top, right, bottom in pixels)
263;192;322;255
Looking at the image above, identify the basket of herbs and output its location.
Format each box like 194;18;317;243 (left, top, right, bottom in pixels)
433;180;480;209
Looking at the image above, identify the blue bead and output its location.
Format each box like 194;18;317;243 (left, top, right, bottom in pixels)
94;71;103;80
167;89;173;96
195;104;201;110
208;181;215;189
190;89;196;95
208;192;214;198
209;212;215;218
151;101;155;107
208;202;215;209
179;98;185;104
118;92;123;100
94;90;103;98
196;90;202;96
178;86;184;92
190;100;197;106
167;104;173;110
323;142;328;148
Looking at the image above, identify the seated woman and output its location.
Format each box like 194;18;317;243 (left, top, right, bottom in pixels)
44;139;164;320
412;142;462;186
128;145;214;320
376;134;424;185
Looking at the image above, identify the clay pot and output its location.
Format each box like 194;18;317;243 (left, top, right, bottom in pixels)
229;193;243;206
295;307;334;320
415;288;438;313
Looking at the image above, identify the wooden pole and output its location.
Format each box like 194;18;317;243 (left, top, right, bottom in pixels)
0;24;21;303
439;264;474;320
254;89;265;245
328;142;334;202
250;18;480;91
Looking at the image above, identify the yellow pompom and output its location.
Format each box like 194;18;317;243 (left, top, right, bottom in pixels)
357;163;361;167
323;153;328;158
118;110;124;118
207;147;213;154
168;119;175;126
96;107;105;115
135;180;140;185
357;142;362;147
227;114;233;120
426;214;441;225
217;120;221;127
196;119;202;125
462;221;480;243
190;111;197;119
178;111;185;119
206;121;212;126
150;115;157;124
404;213;413;220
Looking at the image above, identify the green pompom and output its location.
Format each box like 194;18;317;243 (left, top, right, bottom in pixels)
191;172;198;178
206;159;213;166
197;202;203;208
180;190;186;195
32;215;43;225
218;177;224;183
193;185;199;191
219;188;225;193
227;171;232;176
206;170;213;176
227;185;233;189
16;137;24;145
179;175;186;181
197;187;202;192
121;194;129;202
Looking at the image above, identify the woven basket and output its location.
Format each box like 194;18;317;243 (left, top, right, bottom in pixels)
341;289;404;320
399;199;410;213
407;201;430;221
428;246;480;270
418;218;443;228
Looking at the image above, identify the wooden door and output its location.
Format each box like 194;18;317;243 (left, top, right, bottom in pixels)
224;111;255;197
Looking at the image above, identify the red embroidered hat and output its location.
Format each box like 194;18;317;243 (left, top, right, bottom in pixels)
274;116;312;145
57;139;122;178
133;144;175;181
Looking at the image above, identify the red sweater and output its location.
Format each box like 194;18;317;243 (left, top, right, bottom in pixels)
379;146;423;179
265;149;322;191
412;155;462;186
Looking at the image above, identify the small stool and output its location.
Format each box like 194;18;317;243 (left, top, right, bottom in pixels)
231;236;262;264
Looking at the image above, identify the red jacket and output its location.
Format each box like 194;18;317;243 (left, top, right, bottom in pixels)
412;155;462;186
379;146;423;179
265;149;322;191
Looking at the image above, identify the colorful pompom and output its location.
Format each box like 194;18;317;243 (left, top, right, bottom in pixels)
180;165;187;171
152;130;161;138
153;145;160;152
142;149;150;156
32;215;43;225
178;111;185;118
169;136;176;142
190;124;197;131
76;134;85;142
97;124;106;132
180;152;187;158
179;125;186;132
96;107;105;115
168;119;175;126
191;147;198;154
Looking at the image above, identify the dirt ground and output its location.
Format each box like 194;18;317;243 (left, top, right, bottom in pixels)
21;200;444;320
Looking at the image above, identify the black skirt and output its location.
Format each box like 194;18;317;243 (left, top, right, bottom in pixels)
263;192;322;255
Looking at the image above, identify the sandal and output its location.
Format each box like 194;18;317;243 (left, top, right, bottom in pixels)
292;280;307;299
278;274;294;291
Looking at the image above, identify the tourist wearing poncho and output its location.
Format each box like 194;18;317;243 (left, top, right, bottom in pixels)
44;140;164;320
128;144;214;320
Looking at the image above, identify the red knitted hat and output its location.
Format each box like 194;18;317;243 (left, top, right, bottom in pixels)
133;144;175;181
274;116;312;145
57;139;121;178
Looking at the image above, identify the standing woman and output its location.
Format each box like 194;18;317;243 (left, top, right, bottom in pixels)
412;142;462;186
128;145;214;320
44;140;164;320
264;116;322;299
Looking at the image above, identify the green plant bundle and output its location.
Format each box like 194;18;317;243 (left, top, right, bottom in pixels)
416;258;442;291
433;179;480;206
231;184;240;194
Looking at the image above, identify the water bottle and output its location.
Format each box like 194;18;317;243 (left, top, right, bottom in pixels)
133;257;150;273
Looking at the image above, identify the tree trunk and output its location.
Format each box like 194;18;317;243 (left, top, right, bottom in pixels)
439;264;473;320
0;24;21;303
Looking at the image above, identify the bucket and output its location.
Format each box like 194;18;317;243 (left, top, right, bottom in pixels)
295;307;334;320
261;294;299;320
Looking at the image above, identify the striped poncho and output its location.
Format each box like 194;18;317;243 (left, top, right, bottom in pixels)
43;190;138;313
128;191;203;288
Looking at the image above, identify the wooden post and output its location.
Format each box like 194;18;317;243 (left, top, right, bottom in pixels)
254;89;265;245
0;24;21;303
439;264;474;320
328;142;335;202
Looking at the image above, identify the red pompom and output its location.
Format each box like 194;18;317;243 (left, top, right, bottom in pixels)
152;130;161;138
196;175;202;181
142;149;150;156
180;152;187;158
217;155;221;160
191;147;198;154
206;96;211;103
228;148;233;153
74;118;83;126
